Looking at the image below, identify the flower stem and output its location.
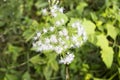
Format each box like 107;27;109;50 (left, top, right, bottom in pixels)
66;64;70;80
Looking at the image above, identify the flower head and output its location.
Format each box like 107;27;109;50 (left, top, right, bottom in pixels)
59;53;75;64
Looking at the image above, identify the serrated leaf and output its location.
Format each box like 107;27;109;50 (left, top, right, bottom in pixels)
106;23;118;39
96;34;114;68
96;34;109;48
101;47;114;68
82;19;96;35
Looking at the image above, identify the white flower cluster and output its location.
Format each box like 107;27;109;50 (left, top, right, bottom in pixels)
59;52;75;64
50;5;64;17
32;5;87;64
42;5;64;17
32;22;87;52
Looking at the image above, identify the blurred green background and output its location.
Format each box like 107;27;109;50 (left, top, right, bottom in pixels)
0;0;120;80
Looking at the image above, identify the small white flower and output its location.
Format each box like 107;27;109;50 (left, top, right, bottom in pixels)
36;32;41;37
48;44;53;50
59;7;64;13
75;42;81;47
61;19;65;24
72;22;81;28
76;22;81;26
63;45;68;49
41;44;48;51
77;27;84;36
60;40;65;45
58;37;62;42
43;28;47;33
37;41;42;46
50;35;58;43
72;36;78;42
83;32;87;42
62;28;68;36
51;8;55;13
36;47;42;52
52;5;58;10
32;42;37;47
59;31;63;36
66;36;69;40
72;23;76;28
33;36;38;40
52;13;57;17
42;8;48;15
54;46;63;54
45;38;50;44
49;26;55;32
59;53;75;64
55;21;61;26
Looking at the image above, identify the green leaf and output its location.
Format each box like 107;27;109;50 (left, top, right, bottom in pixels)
49;60;58;71
43;66;52;80
106;23;118;39
116;14;120;22
4;74;18;80
30;54;46;64
96;34;108;48
90;12;98;22
22;29;36;42
82;19;96;35
118;68;120;74
76;2;87;14
52;13;68;26
30;55;41;64
101;47;114;68
22;72;31;80
96;34;114;68
119;51;120;58
68;18;80;26
8;43;23;62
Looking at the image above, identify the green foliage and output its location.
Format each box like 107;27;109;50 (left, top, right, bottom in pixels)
82;19;96;35
97;34;114;68
0;0;120;80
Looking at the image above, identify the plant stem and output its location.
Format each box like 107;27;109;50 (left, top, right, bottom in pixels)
66;64;70;80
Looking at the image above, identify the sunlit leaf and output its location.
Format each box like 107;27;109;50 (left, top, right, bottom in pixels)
96;34;108;48
101;47;114;68
106;23;119;39
96;34;114;68
82;19;96;35
90;12;98;22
